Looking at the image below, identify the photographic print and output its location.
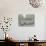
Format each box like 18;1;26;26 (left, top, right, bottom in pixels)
18;14;35;26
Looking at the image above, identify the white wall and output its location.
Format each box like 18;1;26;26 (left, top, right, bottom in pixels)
0;0;46;40
44;15;46;40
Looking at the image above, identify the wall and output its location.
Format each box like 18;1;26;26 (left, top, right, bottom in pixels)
0;0;46;40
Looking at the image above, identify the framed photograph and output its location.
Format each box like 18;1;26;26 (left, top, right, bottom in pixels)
18;14;35;26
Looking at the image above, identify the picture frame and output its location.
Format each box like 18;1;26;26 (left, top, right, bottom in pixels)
18;14;35;26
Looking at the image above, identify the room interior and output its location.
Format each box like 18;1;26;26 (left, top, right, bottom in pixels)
0;0;46;46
